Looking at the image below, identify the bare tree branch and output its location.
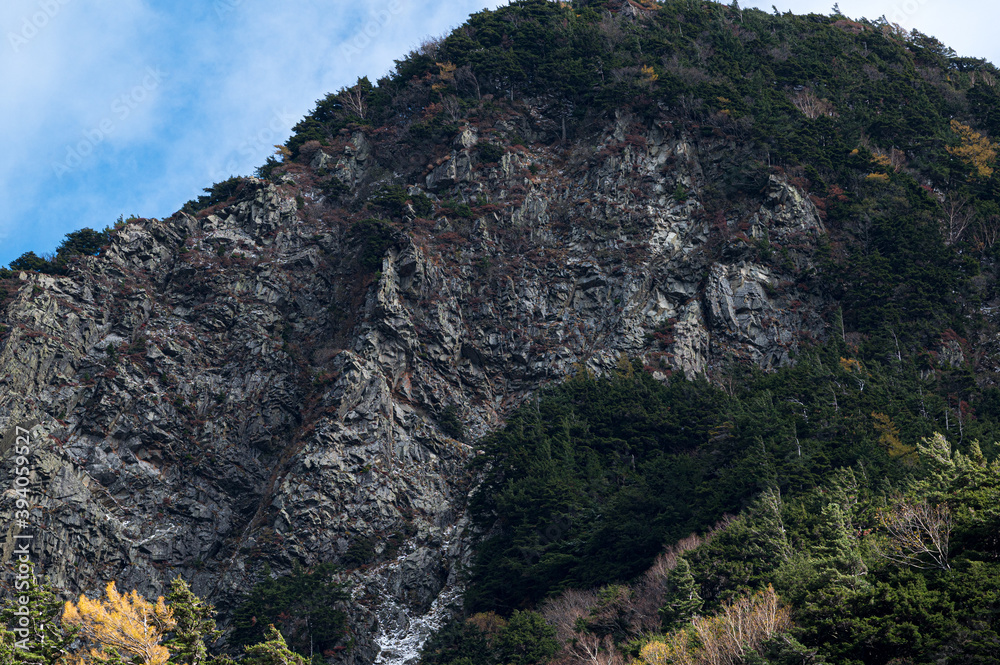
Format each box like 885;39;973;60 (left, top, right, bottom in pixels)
877;496;952;571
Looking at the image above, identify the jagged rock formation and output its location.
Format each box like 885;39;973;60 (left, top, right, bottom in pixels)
0;101;831;664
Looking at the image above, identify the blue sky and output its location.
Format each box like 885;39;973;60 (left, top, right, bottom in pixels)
1;0;997;268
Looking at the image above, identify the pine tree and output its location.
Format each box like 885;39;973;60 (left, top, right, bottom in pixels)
658;557;702;631
0;566;78;665
163;578;220;665
814;503;867;579
493;611;558;665
0;626;23;665
240;626;306;665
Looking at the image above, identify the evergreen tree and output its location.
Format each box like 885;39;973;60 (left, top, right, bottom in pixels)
230;563;349;658
493;611;558;665
163;578;220;665
813;503;867;579
0;626;21;665
240;626;306;665
8;253;50;273
658;557;702;631
0;567;77;665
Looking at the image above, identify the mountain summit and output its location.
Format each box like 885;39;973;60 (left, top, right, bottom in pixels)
2;2;1000;664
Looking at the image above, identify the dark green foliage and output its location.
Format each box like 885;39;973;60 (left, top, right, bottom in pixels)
478;143;504;163
8;252;49;273
419;619;491;665
466;331;1000;619
420;611;557;665
438;406;465;441
438;200;473;219
411;192;434;218
349;218;399;272
467;366;726;612
182;177;246;215
370;183;435;219
164;577;221;665
369;185;408;217
56;228;108;259
0;566;77;665
658;557;702;631
342;537;376;567
646;435;1000;664
230;563;349;658
240;626;306;665
6;227;111;275
320;178;349;200
255;156;282;182
494;611;559;665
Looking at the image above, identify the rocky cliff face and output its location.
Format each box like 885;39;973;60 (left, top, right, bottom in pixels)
0;103;830;663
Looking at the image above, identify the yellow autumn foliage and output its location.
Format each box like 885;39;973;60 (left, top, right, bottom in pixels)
871;152;894;169
839;357;862;373
62;582;176;665
872;412;916;464
639;585;790;665
946;119;998;179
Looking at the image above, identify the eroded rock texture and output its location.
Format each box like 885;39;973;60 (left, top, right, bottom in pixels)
0;106;831;663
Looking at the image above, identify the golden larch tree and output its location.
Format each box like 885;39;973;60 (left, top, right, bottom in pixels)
62;582;176;665
872;412;916;464
946;120;998;179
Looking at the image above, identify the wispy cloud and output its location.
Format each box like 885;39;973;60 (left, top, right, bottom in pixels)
0;0;503;265
749;0;998;59
2;0;995;267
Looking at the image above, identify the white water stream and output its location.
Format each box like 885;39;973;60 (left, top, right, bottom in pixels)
355;528;465;665
372;574;463;665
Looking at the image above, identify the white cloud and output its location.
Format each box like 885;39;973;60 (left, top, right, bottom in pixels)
1;0;995;265
745;0;999;62
0;0;504;261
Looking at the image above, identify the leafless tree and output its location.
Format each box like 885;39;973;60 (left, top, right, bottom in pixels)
417;35;444;58
941;193;976;246
973;213;1000;250
790;89;836;119
342;86;368;120
442;95;462;123
541;590;625;665
542;530;718;665
573;633;625;665
455;65;481;101
541;588;598;646
642;586;791;665
599;12;625;50
877;496;952;571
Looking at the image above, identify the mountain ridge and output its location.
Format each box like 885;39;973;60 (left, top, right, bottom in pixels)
2;1;1000;664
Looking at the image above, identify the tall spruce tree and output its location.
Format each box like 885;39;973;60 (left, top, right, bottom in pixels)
658;557;702;631
241;626;306;665
0;567;77;665
163;578;221;665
